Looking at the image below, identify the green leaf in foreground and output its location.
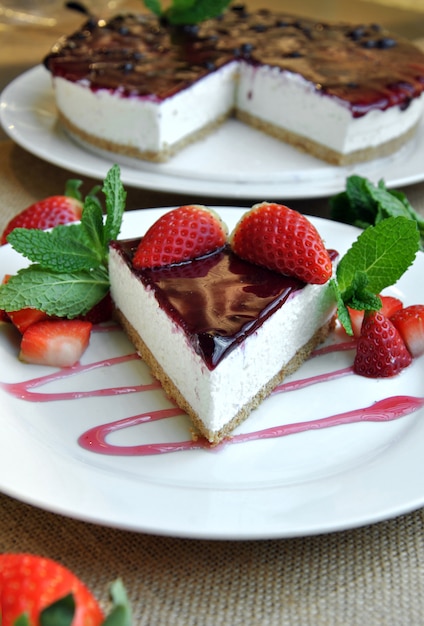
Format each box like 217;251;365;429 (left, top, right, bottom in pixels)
332;216;420;334
0;265;110;318
6;224;102;273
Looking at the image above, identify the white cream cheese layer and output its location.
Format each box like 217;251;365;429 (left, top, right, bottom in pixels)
109;247;336;436
53;59;423;158
53;61;238;153
236;63;424;154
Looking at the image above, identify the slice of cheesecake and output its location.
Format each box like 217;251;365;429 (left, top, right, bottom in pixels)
109;206;337;444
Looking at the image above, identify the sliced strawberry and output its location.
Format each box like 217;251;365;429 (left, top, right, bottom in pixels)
1;274;51;330
348;295;403;338
0;553;103;626
354;310;412;378
347;307;365;339
230;202;332;284
132;205;228;269
1;195;83;245
19;319;92;368
79;292;113;324
8;308;51;334
391;304;424;358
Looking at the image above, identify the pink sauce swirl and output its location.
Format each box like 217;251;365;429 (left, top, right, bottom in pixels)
1;331;422;456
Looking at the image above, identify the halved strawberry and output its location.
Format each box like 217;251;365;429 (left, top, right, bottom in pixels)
230;202;332;284
348;295;403;338
1;275;52;331
19;319;92;368
132;205;228;269
391;304;424;358
8;308;51;334
1;188;83;245
354;310;412;378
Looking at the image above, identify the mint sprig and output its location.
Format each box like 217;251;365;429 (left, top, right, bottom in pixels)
144;0;231;25
330;175;424;250
0;164;126;318
331;216;420;335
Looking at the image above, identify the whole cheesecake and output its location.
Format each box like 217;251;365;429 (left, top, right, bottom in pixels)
43;6;424;165
109;236;337;445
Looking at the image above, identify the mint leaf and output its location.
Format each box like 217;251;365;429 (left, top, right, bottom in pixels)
40;593;75;626
80;195;106;262
0;265;110;318
143;0;162;16
339;271;382;312
167;0;230;24
143;0;231;24
330;278;352;336
64;178;83;201
336;217;419;294
368;180;424;227
330;175;424;249
6;224;101;272
0;165;126;317
102;579;132;626
332;217;419;334
103;164;127;244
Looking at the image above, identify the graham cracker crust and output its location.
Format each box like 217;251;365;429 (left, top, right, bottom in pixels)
57;101;417;166
114;307;335;445
57;109;233;163
236;110;419;166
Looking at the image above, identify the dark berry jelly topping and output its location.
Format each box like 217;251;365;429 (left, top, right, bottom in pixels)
112;240;336;369
44;10;424;115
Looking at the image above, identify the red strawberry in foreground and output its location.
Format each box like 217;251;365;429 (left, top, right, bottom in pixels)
0;553;103;626
391;304;424;358
20;319;92;368
132;205;228;269
7;307;51;334
348;295;403;338
230;202;332;284
1;182;84;245
354;310;412;378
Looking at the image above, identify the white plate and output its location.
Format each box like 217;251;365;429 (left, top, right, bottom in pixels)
1;209;424;540
2;66;424;199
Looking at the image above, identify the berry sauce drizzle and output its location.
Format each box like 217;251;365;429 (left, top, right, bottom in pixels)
44;9;424;116
1;329;423;457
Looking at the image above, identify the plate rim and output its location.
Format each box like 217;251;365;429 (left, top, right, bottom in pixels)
1;209;424;540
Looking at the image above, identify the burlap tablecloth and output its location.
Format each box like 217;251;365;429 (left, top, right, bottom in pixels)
1;140;424;623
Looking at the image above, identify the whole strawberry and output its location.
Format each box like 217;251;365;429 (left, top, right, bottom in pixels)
0;553;103;626
230;202;332;284
1;180;84;245
132;205;228;269
354;310;412;378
